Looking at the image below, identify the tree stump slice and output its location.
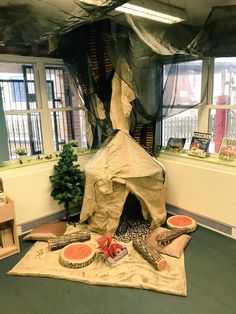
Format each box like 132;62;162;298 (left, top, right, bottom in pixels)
167;215;197;232
59;243;96;269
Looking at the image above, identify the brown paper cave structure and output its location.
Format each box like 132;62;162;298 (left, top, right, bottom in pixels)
80;131;166;235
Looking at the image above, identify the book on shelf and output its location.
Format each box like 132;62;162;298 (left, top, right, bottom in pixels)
218;137;236;162
165;138;186;153
0;227;14;247
188;131;212;158
0;192;7;206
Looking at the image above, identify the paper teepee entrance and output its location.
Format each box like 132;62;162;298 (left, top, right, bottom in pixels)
122;192;143;221
80;131;166;235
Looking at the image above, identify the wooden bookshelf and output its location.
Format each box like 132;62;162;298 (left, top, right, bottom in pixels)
0;198;20;260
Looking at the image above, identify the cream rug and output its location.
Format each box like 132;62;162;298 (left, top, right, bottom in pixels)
8;226;187;296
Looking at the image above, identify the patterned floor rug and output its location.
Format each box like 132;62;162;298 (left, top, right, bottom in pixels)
8;225;187;296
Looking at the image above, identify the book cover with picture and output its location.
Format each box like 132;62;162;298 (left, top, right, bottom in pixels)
218;137;236;161
165;138;186;153
188;131;212;158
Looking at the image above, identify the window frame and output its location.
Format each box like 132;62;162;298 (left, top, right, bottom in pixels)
0;54;86;157
160;57;236;155
160;58;204;149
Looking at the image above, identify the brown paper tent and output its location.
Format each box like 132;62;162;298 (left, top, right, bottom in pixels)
80;131;167;235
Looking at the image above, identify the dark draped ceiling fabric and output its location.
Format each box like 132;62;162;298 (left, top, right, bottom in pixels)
188;6;236;57
52;5;236;148
55;20;164;148
2;2;236;147
55;20;199;142
55;20;115;147
0;0;127;45
109;23;201;123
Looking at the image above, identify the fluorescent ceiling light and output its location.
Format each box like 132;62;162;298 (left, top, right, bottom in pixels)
115;3;186;24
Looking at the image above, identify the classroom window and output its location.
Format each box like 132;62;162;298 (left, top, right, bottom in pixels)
45;66;87;151
162;60;202;149
0;56;87;159
162;57;236;155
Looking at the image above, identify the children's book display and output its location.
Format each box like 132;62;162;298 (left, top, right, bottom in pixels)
165;138;186;153
218;137;236;162
188;131;211;158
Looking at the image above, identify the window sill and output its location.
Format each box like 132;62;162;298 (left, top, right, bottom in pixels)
0;149;97;172
159;150;236;168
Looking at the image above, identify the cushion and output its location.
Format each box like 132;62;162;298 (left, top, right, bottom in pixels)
24;222;67;241
145;227;191;258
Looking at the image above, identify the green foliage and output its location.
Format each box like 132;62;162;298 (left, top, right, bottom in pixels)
49;143;84;219
15;147;27;156
68;139;79;147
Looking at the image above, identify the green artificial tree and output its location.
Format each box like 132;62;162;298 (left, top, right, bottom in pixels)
49;143;84;222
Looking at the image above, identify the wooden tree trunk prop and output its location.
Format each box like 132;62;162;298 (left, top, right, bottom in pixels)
133;237;167;271
48;231;91;251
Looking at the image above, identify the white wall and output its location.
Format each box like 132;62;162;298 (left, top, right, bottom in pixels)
0;153;94;232
1;151;236;238
158;153;236;238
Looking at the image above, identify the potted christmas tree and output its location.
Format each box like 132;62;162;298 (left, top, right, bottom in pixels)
68;139;79;154
49;143;84;223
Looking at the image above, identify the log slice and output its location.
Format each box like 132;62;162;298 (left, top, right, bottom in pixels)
167;215;197;232
59;243;96;269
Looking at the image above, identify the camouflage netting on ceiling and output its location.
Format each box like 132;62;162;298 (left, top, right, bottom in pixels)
1;2;236;55
0;0;127;45
54;19;202;148
52;5;236;148
2;2;236;148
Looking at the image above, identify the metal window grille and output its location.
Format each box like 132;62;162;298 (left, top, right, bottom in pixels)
5;113;43;159
45;66;87;151
0;63;43;158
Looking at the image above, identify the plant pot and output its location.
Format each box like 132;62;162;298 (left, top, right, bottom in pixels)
19;155;28;164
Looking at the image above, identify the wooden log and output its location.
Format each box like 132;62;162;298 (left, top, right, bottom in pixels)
155;228;186;245
48;231;91;251
133;237;167;271
59;243;96;269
